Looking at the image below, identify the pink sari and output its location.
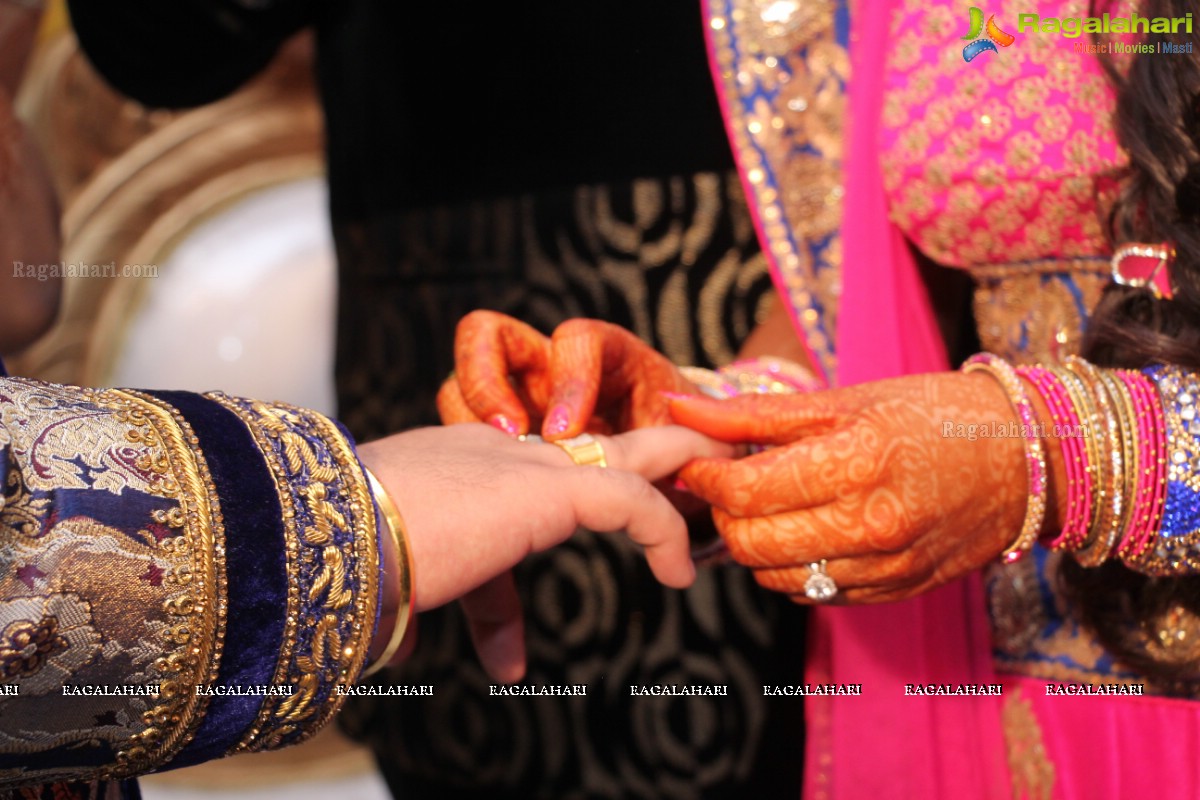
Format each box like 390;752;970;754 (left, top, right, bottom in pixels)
803;2;1010;797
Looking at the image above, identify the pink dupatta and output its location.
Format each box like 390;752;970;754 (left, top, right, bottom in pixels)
806;1;1012;797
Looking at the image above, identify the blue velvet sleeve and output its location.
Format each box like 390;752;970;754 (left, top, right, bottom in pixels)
0;377;382;790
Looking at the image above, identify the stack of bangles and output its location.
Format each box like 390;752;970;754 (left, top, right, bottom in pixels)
962;353;1200;575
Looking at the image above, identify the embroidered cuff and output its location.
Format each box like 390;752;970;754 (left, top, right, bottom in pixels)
0;379;380;787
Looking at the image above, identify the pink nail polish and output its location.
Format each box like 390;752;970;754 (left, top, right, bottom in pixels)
487;413;520;436
672;477;691;492
543;405;571;436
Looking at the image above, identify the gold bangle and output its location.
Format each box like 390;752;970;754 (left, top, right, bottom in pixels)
361;466;415;677
1053;367;1102;549
1065;357;1124;567
962;354;1047;563
1100;370;1141;559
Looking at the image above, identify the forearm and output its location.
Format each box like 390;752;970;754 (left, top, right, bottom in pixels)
0;377;387;787
734;296;817;370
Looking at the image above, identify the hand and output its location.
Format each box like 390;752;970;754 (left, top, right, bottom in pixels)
356;423;733;681
437;310;695;440
669;372;1029;604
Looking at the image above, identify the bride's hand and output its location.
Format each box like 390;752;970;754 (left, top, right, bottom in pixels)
668;372;1030;604
437;311;696;439
357;423;733;681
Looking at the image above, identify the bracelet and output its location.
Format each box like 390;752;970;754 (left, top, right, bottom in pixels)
1054;367;1102;551
1017;367;1091;551
1098;370;1139;562
721;358;823;394
1115;371;1162;560
679;357;818;400
1064;357;1125;567
1135;370;1169;560
1127;365;1200;575
362;466;415;677
963;354;1047;563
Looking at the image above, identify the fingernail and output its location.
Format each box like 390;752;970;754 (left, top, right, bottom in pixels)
672;477;691;492
543;404;571;436
487;413;520;436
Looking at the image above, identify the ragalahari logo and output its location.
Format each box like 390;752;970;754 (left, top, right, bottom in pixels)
962;6;1016;62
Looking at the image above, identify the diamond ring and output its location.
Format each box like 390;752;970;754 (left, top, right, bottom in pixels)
804;560;838;602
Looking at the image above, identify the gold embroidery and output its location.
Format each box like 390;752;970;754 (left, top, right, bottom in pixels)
990;547;1200;695
705;0;845;384
1001;688;1056;800
0;594;99;695
972;270;1109;365
0;380;219;786
0;616;67;680
109;389;225;777
881;0;1129;270
210;397;377;753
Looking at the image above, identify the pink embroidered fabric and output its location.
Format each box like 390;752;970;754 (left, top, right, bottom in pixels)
879;0;1130;269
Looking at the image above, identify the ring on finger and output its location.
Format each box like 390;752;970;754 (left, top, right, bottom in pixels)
550;433;608;468
804;559;838;602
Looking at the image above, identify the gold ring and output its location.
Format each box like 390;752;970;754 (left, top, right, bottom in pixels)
551;433;608;468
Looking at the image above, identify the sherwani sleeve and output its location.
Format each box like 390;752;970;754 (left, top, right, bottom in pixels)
0;375;382;790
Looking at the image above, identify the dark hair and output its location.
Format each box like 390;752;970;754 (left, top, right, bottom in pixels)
1061;0;1200;688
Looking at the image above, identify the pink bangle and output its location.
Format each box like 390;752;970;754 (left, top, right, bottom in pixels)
1114;371;1151;557
1117;371;1167;560
964;354;1048;563
1018;367;1091;551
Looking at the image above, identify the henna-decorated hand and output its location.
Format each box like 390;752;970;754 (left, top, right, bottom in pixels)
437;311;695;439
669;372;1031;603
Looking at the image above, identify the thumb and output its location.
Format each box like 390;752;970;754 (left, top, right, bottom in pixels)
459;572;527;683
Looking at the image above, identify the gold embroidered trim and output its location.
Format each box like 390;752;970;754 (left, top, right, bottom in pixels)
705;0;845;384
108;389;226;777
970;257;1110;279
209;396;378;753
293;410;379;738
972;271;1109;365
1001;688;1056;800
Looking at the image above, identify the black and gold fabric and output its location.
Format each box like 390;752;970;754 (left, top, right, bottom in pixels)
0;373;380;796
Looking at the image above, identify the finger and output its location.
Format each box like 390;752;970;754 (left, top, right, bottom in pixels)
455;310;551;435
776;576;932;606
597;425;737;481
677;436;845;517
750;552;924;598
458;571;527;683
667;393;839;445
436;376;483;425
556;467;696;588
543;320;686;439
712;494;915;567
542;319;616;439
